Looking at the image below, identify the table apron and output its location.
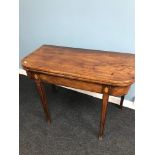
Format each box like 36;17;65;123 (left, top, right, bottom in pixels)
27;71;130;96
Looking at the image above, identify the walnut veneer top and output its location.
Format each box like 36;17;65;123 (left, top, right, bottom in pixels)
22;45;135;86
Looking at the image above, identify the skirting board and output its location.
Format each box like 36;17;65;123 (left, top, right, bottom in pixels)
19;68;135;110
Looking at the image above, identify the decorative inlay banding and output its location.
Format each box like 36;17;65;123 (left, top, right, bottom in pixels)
104;87;109;93
34;74;38;79
24;61;27;64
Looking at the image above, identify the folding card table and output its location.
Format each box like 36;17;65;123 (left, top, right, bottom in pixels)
22;45;135;140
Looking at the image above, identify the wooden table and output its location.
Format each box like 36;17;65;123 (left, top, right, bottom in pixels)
22;45;135;140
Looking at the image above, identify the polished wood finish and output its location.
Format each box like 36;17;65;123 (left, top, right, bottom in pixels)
99;88;110;140
34;79;51;123
22;45;134;87
22;45;135;140
27;71;130;96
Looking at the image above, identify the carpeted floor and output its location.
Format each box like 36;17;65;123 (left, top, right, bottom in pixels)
19;75;135;155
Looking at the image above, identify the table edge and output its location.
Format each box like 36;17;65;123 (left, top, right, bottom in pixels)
22;65;135;87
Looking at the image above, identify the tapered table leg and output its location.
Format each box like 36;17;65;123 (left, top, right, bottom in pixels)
35;80;51;123
98;93;109;140
120;95;125;110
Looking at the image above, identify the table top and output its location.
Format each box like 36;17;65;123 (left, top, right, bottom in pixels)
22;45;135;86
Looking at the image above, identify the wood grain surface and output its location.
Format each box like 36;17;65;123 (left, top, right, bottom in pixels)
22;45;135;86
22;45;135;87
22;45;135;140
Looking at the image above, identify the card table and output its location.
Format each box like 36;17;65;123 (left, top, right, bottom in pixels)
22;45;135;140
